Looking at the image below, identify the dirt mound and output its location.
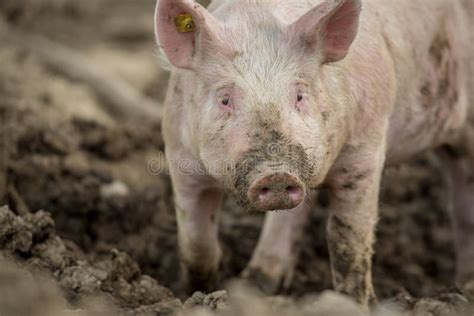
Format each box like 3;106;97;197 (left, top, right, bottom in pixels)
0;205;179;315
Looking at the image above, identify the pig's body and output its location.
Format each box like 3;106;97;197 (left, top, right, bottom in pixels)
378;0;470;163
157;0;474;306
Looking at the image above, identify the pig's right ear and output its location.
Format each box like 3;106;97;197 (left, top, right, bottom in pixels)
155;0;221;69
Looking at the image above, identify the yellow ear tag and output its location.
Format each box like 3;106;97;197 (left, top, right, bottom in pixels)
174;14;195;33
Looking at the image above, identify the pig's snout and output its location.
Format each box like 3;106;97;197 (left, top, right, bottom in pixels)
247;173;305;211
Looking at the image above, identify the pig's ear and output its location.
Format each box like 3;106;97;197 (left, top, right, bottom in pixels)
290;0;361;63
155;0;220;69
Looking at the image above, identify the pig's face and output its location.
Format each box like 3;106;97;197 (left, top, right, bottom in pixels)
155;0;361;211
193;41;329;212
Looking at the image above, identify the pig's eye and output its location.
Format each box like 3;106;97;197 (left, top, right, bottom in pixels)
216;88;235;111
221;98;230;106
297;93;304;102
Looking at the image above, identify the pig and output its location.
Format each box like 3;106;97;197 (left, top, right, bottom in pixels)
154;0;474;307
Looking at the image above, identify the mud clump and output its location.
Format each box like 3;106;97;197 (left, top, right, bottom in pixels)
0;206;178;315
0;259;113;316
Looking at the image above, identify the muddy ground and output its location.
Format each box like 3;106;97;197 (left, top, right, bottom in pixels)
0;1;473;315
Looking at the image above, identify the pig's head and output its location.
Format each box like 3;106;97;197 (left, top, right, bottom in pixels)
155;0;361;211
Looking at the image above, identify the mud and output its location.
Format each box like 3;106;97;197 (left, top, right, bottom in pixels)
0;1;473;315
234;129;312;212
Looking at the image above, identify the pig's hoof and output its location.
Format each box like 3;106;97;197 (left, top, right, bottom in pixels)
182;266;219;295
241;267;285;295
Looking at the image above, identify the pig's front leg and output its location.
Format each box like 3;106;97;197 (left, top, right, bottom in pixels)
242;193;314;294
326;145;386;307
169;160;223;293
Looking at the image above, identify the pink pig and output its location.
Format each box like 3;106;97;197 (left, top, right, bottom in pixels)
154;0;474;306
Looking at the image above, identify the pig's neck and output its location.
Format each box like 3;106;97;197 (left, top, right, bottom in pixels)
316;63;360;174
321;30;396;165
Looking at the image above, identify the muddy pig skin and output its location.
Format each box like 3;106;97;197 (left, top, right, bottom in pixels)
154;0;474;307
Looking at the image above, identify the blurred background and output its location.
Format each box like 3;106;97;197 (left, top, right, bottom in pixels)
0;1;472;315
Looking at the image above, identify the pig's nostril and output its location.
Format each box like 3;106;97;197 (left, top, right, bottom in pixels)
261;187;270;194
286;185;303;201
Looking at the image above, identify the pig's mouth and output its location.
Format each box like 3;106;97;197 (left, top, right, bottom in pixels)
233;131;312;212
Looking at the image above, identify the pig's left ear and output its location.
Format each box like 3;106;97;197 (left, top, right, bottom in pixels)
290;0;361;63
155;0;221;69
